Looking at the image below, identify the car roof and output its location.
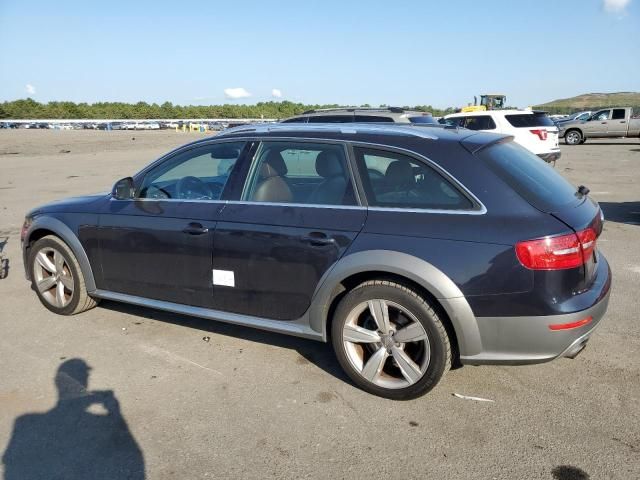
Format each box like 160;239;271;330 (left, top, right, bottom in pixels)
446;109;534;118
282;108;432;122
182;122;510;150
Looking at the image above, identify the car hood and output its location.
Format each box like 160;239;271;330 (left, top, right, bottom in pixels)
557;119;585;129
28;192;109;217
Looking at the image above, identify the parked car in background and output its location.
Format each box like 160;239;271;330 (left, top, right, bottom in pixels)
556;111;592;125
281;107;437;125
443;110;561;163
21;123;610;399
559;107;640;145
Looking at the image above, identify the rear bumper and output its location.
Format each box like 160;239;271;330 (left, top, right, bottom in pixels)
461;257;611;366
538;151;562;163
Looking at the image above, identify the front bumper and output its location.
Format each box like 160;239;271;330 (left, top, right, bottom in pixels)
537;151;562;163
461;256;611;366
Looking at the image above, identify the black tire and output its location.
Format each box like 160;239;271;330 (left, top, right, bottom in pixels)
331;280;451;400
565;129;582;145
28;235;98;315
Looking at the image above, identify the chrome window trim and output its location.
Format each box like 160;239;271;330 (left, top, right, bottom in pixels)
368;205;486;215
110;197;227;205
347;140;487;215
225;200;366;210
120;135;486;215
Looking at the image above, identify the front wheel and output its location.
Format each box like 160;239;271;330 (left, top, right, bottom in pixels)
331;280;451;400
565;130;582;145
29;235;98;315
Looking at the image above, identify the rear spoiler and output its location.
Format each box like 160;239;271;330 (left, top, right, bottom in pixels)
460;132;514;154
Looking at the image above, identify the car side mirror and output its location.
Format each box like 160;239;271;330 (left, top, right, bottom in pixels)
112;177;134;200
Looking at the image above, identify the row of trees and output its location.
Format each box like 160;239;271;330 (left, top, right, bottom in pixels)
0;98;457;120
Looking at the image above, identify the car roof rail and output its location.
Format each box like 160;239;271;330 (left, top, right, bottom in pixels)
216;122;439;140
301;106;407;115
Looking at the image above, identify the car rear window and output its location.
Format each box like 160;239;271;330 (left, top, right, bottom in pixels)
505;113;554;128
477;141;578;212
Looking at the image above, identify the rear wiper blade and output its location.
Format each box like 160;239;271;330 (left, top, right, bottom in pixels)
577;185;590;196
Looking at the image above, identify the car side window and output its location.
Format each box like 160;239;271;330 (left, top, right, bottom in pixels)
354;147;474;210
443;117;464;127
242;141;357;206
464;115;496;130
138;142;245;200
611;109;626;120
307;115;353;123
593;110;610;121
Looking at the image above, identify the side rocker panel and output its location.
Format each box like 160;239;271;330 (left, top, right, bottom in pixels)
307;250;483;357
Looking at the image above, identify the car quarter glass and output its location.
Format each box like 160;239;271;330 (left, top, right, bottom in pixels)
353;146;474;210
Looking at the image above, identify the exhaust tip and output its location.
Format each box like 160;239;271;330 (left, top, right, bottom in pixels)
564;340;588;359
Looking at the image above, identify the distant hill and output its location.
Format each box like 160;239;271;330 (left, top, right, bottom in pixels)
534;92;640;113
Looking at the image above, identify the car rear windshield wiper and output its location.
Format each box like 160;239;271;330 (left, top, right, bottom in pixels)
577;185;590;196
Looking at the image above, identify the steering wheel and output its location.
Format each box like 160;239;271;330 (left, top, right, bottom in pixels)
175;176;214;200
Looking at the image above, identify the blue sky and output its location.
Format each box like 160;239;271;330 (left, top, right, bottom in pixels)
0;0;638;108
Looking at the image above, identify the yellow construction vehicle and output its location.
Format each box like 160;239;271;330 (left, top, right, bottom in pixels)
461;94;507;112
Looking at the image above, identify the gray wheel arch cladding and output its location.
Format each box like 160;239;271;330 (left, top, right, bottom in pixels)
24;216;97;292
307;250;482;357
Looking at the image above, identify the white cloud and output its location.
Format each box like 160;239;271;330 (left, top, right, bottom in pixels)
603;0;631;13
271;88;283;98
224;87;251;99
25;84;36;95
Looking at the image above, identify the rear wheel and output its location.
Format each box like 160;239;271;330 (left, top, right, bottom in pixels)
565;130;582;145
29;235;98;315
331;280;450;400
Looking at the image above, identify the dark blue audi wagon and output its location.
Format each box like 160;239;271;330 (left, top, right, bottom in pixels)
21;123;611;399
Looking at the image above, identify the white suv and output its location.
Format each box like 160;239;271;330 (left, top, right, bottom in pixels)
444;110;561;163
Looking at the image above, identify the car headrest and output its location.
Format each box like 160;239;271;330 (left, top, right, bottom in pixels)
260;151;288;178
385;160;415;188
315;151;343;178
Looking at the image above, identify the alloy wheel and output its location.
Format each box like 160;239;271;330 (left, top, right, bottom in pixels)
566;131;581;145
342;299;430;389
33;247;74;308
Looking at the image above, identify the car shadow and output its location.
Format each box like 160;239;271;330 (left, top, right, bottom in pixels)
2;358;145;479
99;300;351;385
0;236;9;280
599;201;640;226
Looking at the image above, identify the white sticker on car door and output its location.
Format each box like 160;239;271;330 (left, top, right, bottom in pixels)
212;269;235;287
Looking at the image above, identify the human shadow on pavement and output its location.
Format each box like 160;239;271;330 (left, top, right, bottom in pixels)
599;201;640;226
100;301;351;385
2;359;145;480
552;465;590;480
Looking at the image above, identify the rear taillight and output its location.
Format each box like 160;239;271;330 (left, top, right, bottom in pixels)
530;129;548;140
515;227;597;270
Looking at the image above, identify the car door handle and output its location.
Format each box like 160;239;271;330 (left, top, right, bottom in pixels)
182;222;209;235
601;122;607;124
620;121;626;123
301;233;336;246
